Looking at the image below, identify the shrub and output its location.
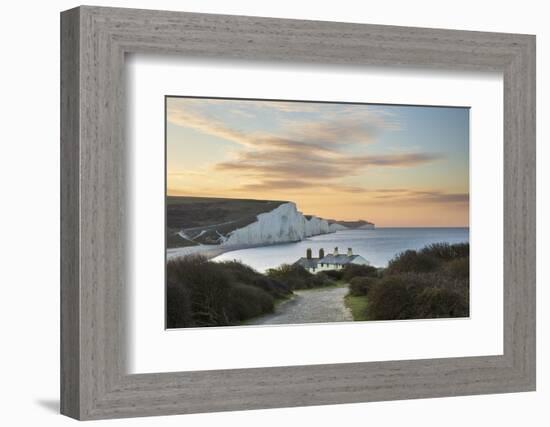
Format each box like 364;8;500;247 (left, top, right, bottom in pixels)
309;272;335;288
266;264;336;289
442;257;470;280
166;255;285;328
348;276;375;296
230;283;274;321
166;280;192;328
341;264;378;281
386;250;439;274
167;255;233;326
367;276;417;320
349;243;470;321
367;272;469;320
420;242;469;261
415;287;468;318
218;260;291;298
323;269;344;280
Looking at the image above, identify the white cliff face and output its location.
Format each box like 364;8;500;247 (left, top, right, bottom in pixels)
223;202;341;246
329;223;348;232
358;223;375;230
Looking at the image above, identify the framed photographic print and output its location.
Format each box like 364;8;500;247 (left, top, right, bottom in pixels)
61;6;536;420
164;96;471;329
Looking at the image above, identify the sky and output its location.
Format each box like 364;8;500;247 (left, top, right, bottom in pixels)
166;97;469;227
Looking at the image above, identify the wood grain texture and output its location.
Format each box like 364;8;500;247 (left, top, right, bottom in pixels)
60;7;80;419
60;6;536;420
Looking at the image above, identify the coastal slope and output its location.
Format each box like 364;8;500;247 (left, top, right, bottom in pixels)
166;196;373;255
167;196;287;248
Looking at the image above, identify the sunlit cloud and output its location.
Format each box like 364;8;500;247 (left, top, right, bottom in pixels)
216;150;442;182
167;171;210;178
235;180;366;193
366;189;469;205
284;116;399;146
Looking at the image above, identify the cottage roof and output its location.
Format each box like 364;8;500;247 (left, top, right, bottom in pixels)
319;254;362;265
294;254;366;269
293;257;320;269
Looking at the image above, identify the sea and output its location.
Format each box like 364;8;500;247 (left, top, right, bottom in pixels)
213;227;469;272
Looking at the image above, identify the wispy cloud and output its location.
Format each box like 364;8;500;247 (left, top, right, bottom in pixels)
235;180;367;193
366;189;469;205
216;150;442;186
167;104;253;147
231;178;467;206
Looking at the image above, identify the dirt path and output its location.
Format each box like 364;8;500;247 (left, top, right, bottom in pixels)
248;286;352;325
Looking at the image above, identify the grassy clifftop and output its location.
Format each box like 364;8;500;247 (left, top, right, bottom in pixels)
328;219;375;229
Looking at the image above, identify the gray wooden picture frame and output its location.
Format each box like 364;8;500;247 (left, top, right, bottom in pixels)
60;5;536;421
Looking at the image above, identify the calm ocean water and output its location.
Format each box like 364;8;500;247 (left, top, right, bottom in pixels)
213;228;469;272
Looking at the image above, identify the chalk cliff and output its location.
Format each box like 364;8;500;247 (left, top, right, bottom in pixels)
222;202;344;246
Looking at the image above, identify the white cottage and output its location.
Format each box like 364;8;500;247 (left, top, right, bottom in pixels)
294;247;369;273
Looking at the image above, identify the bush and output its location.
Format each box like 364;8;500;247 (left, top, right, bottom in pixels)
230;283;274;321
386;250;439;274
367;272;469;320
348;276;375;296
442;257;470;280
266;264;333;290
166;280;192;328
341;264;378;281
367;276;417;320
420;242;469;261
166;255;288;328
167;255;233;326
323;269;344;280
415;287;468;318
219;260;290;299
309;272;335;288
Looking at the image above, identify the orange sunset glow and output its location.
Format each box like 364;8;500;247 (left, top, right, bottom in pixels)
166;97;469;227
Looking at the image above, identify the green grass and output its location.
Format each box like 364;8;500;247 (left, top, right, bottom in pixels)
345;293;369;321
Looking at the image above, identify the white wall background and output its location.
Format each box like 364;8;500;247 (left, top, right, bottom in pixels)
0;0;546;425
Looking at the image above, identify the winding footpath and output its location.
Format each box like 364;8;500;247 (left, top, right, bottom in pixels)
248;286;353;325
